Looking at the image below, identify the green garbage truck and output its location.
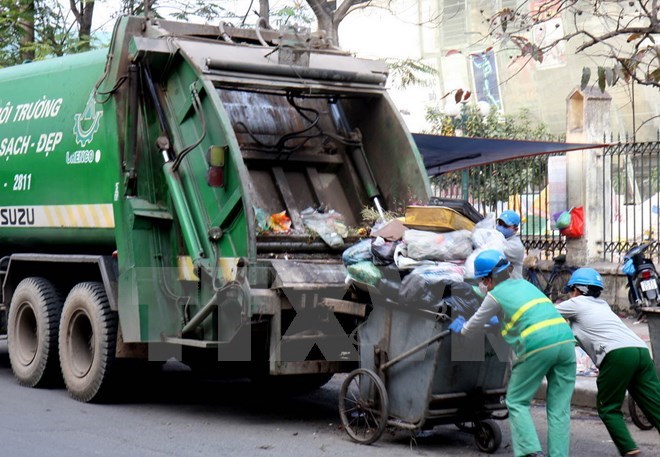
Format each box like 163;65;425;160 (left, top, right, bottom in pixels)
0;16;430;402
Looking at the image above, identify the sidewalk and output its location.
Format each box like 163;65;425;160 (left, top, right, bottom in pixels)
535;316;652;411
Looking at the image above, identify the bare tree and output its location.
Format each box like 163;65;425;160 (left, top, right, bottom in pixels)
486;0;659;90
305;0;372;46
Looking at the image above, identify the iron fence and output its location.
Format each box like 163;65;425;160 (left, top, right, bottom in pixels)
431;154;567;259
600;141;660;263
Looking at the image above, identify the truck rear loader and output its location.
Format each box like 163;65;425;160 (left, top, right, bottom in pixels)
0;15;430;402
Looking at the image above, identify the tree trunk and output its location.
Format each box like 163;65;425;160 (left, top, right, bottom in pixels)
319;16;338;46
259;0;271;28
305;0;361;46
17;0;35;62
306;0;339;46
70;0;95;51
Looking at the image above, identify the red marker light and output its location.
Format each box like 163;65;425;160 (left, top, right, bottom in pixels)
206;145;226;188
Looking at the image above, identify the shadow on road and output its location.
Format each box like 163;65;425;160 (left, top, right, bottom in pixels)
0;341;339;423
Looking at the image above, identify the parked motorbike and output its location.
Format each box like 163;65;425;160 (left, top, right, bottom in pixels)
623;243;660;316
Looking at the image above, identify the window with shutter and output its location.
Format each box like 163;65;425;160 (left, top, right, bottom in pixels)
441;0;466;48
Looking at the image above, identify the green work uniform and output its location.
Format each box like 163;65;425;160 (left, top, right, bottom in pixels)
556;294;660;455
490;279;577;457
598;347;660;454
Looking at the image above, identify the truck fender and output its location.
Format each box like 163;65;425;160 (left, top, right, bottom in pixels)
2;254;118;312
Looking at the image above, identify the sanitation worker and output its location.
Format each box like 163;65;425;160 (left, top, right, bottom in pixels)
450;249;576;457
497;210;525;279
556;268;660;457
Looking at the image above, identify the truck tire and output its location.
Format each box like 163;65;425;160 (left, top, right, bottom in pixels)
59;282;117;403
7;277;63;387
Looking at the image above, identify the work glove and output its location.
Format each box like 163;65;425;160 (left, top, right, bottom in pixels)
449;316;466;334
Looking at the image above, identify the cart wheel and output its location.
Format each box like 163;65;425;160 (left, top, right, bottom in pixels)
339;368;389;445
474;419;502;453
628;396;653;430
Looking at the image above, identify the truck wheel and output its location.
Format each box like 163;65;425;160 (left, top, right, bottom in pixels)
8;277;63;387
59;282;117;403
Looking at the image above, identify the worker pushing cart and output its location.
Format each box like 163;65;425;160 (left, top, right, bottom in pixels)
450;250;576;457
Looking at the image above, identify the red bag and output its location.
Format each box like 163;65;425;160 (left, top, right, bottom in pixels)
560;206;584;238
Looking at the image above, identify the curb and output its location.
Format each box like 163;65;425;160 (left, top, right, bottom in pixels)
535;378;632;414
535;378;599;410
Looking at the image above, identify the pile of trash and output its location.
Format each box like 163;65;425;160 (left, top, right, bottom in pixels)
342;210;508;318
254;205;352;248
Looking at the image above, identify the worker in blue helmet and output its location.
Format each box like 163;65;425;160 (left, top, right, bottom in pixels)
556;267;660;456
450;249;576;457
497;210;525;279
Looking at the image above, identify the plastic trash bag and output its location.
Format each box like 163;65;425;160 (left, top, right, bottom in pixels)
575;346;598;376
268;211;291;232
342;239;373;266
559;206;584;238
253;206;270;234
376;265;407;302
399;264;465;307
347;261;383;286
393;243;438;270
371;237;399;266
556;210;572;229
404;229;473;261
623;258;635;276
301;208;347;248
464;229;506;278
474;212;497;231
472;228;506;249
442;282;483;318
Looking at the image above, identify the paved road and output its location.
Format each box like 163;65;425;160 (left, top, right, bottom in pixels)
0;341;657;456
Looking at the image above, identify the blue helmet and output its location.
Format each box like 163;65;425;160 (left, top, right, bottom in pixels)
474;249;510;278
498;210;521;227
567;268;604;289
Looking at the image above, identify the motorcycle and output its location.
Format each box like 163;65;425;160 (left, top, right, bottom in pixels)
623;243;660;317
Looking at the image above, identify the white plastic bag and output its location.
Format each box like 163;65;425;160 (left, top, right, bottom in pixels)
474;212;497;231
403;229;473;261
472;228;506;249
301;208;348;248
393;243;437;270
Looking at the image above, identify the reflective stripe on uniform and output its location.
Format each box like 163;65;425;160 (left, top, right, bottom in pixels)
501;297;550;336
520;317;567;339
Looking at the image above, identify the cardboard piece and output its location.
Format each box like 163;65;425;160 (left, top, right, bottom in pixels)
370;219;407;241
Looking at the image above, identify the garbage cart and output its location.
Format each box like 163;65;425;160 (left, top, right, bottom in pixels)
338;299;510;452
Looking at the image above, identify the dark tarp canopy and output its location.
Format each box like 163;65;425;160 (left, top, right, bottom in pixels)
413;134;606;176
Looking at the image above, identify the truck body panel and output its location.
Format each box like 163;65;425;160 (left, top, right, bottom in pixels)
0;16;431;397
0;50;118;249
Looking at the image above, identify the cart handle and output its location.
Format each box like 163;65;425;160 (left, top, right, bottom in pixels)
380;329;451;371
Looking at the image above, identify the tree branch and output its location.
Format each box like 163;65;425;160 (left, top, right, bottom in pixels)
69;0;82;24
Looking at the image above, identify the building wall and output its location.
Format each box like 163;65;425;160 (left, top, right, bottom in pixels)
340;0;660;140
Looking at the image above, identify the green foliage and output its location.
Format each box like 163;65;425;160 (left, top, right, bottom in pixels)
426;103;561;142
0;0;86;68
165;1;235;22
427;103;561;205
271;1;313;27
386;58;438;89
